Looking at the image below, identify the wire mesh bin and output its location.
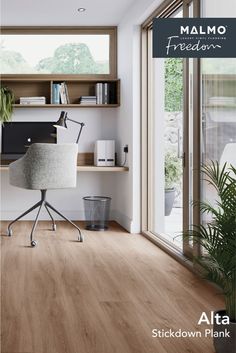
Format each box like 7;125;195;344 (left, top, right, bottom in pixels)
83;196;111;231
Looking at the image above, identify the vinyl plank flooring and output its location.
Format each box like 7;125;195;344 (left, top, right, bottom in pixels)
1;221;223;353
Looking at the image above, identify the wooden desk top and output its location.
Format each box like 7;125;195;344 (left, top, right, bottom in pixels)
0;153;129;172
0;164;128;172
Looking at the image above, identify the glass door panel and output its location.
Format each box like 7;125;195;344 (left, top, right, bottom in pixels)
146;0;199;257
201;59;236;226
148;6;184;252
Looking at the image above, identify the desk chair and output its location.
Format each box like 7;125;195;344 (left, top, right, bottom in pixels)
7;143;83;246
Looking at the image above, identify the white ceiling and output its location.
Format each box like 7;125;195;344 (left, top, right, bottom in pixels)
1;0;136;26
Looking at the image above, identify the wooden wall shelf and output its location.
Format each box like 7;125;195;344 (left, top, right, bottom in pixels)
1;76;120;107
12;104;119;108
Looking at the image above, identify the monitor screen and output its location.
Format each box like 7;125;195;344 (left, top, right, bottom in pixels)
2;122;57;154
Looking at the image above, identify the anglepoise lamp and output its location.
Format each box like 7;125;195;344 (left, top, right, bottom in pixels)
54;111;85;143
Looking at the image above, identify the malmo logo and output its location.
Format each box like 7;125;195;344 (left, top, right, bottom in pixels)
180;25;227;35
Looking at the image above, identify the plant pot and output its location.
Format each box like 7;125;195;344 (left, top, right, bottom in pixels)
213;310;236;353
165;188;175;216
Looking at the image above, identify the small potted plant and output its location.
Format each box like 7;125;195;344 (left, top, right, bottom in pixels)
185;161;236;353
165;151;182;216
0;86;15;124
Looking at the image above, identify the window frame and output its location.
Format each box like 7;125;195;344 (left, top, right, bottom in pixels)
1;27;117;79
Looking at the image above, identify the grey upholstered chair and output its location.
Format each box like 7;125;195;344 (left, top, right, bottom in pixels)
7;143;83;246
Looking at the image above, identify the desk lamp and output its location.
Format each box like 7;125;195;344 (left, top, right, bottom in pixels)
54;111;85;143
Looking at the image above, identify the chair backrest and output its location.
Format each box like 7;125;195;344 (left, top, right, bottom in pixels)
10;143;78;190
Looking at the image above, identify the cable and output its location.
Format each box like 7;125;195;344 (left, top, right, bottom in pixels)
120;151;127;167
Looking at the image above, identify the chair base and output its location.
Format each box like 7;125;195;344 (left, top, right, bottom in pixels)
7;190;83;246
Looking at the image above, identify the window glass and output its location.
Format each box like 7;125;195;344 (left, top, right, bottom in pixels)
0;34;110;74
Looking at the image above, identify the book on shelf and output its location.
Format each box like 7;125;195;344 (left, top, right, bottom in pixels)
20;96;46;105
64;83;70;104
96;83;103;104
95;82;116;104
52;83;61;104
52;82;70;104
103;83;109;104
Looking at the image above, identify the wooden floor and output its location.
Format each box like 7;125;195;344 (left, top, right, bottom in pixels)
0;221;223;353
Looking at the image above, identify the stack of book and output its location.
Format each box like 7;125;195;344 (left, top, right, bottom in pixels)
52;82;70;104
20;96;46;105
79;96;97;105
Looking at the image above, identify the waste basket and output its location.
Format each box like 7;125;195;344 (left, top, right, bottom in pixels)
83;196;111;231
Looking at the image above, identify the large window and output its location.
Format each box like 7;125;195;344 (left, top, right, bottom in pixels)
0;28;117;78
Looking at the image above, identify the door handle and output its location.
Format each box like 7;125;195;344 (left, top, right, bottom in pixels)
178;128;182;158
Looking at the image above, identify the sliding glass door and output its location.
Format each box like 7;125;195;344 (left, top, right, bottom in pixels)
143;0;200;257
148;6;184;251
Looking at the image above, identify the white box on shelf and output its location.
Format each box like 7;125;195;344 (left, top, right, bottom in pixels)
94;140;115;167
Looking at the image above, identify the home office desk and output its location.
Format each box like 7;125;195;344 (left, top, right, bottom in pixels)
0;152;129;172
0;165;129;172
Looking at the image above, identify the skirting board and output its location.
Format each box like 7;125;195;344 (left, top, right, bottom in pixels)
0;210;133;233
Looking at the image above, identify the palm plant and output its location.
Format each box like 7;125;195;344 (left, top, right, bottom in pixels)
186;161;236;322
0;86;15;123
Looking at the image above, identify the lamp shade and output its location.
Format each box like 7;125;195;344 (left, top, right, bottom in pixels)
54;111;68;129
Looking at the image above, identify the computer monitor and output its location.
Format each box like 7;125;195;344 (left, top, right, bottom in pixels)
1;122;57;159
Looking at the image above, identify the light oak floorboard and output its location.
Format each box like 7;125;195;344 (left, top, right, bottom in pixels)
1;221;223;353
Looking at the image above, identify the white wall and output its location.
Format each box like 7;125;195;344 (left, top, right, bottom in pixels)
115;0;164;232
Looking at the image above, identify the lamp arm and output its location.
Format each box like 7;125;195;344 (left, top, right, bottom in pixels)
66;118;85;144
67;117;83;125
76;123;85;144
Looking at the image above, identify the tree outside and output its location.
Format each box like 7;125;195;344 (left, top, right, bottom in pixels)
164;58;183;112
0;42;109;74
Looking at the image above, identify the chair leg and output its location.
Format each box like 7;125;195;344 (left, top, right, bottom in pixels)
44;204;56;231
7;200;42;237
45;201;83;242
30;202;44;246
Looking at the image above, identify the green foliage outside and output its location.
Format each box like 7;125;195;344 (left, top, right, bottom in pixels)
164;58;183;112
36;43;108;74
165;151;182;189
164;59;236;109
0;43;109;74
0;50;33;73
